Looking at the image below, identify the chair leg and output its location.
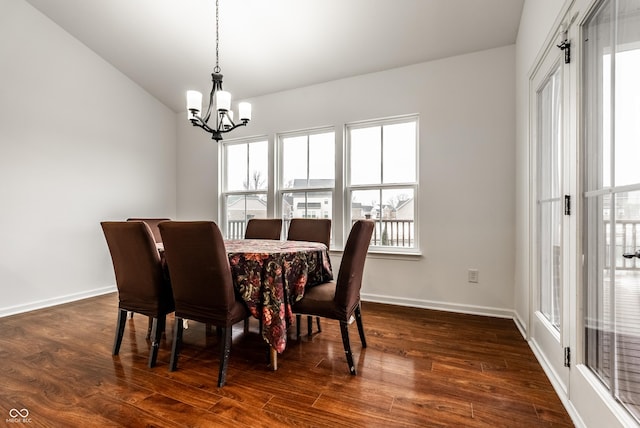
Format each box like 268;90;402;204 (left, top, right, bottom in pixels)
218;327;232;387
340;321;356;375
307;315;312;337
316;316;322;333
355;305;367;348
169;317;184;372
296;314;302;340
148;316;164;368
146;316;153;340
113;309;128;355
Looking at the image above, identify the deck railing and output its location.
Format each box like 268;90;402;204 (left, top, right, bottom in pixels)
227;218;415;248
227;220;248;240
605;220;640;271
354;219;414;247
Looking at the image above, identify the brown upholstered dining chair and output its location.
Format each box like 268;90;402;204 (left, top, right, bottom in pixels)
244;218;282;240
101;221;175;368
158;221;249;387
292;220;374;375
125;218;170;326
287;218;331;247
287;218;332;337
126;218;171;244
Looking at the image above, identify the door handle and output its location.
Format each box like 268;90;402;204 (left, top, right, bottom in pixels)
623;250;640;259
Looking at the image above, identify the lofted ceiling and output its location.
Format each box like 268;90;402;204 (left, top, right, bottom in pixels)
24;0;524;113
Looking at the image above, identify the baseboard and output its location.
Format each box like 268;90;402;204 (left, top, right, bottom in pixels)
361;292;515;319
4;289;515;321
0;285;117;318
513;312;528;339
528;338;586;428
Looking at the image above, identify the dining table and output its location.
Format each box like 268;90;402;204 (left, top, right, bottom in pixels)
225;239;333;369
158;238;333;370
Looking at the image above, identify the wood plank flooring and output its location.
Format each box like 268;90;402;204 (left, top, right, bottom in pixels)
0;294;573;427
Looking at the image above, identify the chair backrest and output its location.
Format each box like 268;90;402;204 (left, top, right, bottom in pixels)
158;221;237;323
126;218;171;243
101;221;172;315
244;218;282;240
287;218;331;248
334;220;375;316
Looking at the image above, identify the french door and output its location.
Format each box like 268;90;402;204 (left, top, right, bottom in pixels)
530;38;572;392
583;0;640;421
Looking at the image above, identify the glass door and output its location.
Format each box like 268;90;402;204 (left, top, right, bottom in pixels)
583;0;640;421
531;43;571;391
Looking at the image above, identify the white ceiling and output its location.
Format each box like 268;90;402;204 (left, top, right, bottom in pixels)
24;0;524;113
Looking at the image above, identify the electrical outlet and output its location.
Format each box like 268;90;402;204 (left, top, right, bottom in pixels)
468;269;479;283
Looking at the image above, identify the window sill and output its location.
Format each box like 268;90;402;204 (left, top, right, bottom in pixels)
329;248;422;261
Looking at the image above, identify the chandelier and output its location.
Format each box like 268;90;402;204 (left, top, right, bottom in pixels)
186;0;251;141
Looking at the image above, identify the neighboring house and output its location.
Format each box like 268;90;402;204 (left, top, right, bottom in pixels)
351;202;373;220
226;195;268;221
395;197;413;220
287;179;334;219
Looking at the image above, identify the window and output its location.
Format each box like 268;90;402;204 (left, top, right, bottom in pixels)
221;138;269;239
278;129;335;238
219;117;419;254
347;117;418;250
537;63;563;330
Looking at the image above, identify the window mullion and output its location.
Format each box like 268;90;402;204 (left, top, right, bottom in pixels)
306;135;311;187
380;125;384;184
246;143;251;190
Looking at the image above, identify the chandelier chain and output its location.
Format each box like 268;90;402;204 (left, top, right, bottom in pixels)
214;0;220;73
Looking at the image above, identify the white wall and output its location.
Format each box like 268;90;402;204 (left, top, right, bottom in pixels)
177;45;516;317
176;111;218;220
0;0;177;316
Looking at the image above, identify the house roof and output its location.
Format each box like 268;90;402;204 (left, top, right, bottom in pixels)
296;202;322;210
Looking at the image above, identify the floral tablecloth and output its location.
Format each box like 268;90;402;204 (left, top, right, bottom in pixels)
226;239;333;353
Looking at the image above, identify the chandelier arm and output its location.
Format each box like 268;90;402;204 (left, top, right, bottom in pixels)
189;115;203;128
218;119;249;134
203;72;224;124
219;110;234;128
223;122;248;133
190;116;216;134
202;84;216;124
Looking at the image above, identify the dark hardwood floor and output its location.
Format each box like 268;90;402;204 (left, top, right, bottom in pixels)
0;294;573;427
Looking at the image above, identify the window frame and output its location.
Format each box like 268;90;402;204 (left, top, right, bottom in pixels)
345;115;420;254
276;127;336;244
220;136;270;239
